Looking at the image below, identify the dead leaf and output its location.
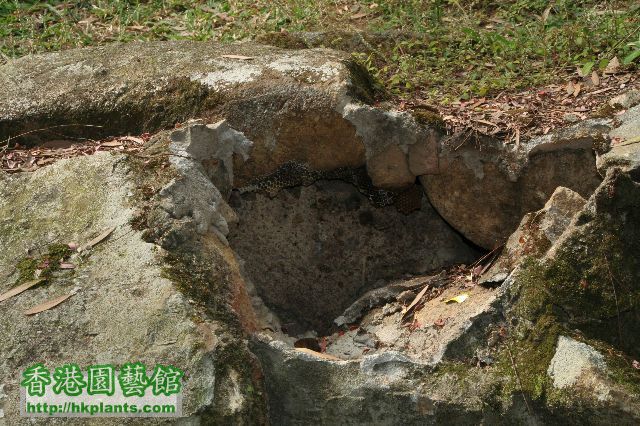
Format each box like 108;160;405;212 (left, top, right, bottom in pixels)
80;226;116;251
472;265;483;278
67;242;78;251
573;83;582;97
59;263;75;270
472;118;499;127
401;283;430;321
24;292;74;315
36;158;56;166
319;337;327;353
434;318;446;327
220;55;254;60
0;279;46;302
295;347;342;361
541;6;552;23
565;81;574;95
604;57;620;75
408;319;422;331
101;140;123;148
216;12;233;22
591;71;600;87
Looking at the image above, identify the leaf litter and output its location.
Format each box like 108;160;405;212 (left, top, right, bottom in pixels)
1;133;151;174
409;69;640;145
1;227;117;315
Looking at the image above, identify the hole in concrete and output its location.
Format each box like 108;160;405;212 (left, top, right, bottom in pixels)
227;167;480;336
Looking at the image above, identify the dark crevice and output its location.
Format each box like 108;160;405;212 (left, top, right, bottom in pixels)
227;173;480;335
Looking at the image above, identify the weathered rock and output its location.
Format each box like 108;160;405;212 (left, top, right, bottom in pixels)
341;103;439;188
420;119;608;249
546;336;640;416
609;103;640;146
476;128;640;422
480;186;586;285
0;153;265;423
0;41;437;191
547;336;606;390
252;337;509;425
609;89;640;110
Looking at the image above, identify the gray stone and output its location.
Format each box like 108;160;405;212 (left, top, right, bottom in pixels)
170;119;253;196
0;41;440;195
609;104;640;145
480;186;587;285
547;336;605;390
341;103;438;189
609;89;640;110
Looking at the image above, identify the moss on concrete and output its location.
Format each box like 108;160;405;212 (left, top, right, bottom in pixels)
411;108;446;133
343;56;387;104
13;243;73;286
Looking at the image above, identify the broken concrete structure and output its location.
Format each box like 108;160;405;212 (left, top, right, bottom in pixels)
0;41;639;424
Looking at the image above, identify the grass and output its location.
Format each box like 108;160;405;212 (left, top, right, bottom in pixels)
1;0;639;105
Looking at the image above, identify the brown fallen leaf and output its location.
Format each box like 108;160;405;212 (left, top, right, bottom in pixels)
59;263;75;269
24;292;74;315
295;347;342;361
591;71;600;87
572;83;582;97
565;81;574;95
434;318;446;327
80;226;116;251
350;12;368;20
0;278;46;303
472;118;499;127
220;55;254;60
401;283;430;321
604;56;620;75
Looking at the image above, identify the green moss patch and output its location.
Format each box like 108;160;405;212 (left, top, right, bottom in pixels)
14;242;73;286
